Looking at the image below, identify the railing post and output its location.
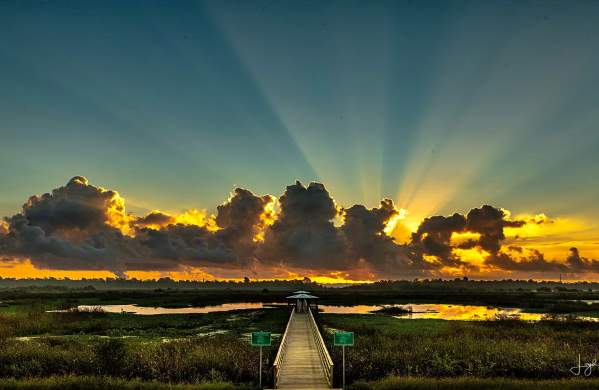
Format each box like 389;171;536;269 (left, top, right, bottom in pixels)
273;307;295;388
308;307;334;388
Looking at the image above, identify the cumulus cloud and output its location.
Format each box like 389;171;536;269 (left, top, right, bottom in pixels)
134;211;174;228
259;181;347;269
0;177;254;276
466;205;525;254
564;247;599;272
412;213;466;264
216;188;273;250
21;176;130;235
1;176;598;279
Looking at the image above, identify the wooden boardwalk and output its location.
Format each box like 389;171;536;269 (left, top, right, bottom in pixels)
273;308;334;389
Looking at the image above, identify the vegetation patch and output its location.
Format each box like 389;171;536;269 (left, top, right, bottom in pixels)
321;314;599;386
349;376;599;390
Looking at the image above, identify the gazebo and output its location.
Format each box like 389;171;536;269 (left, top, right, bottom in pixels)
286;292;319;313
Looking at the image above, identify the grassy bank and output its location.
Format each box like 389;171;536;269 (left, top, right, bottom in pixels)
349;376;599;390
0;376;256;390
3;289;599;388
0;308;288;386
0;306;289;338
320;314;599;385
3;286;599;314
0;336;268;384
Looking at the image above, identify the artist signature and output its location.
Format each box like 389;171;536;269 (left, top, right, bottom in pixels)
570;354;598;376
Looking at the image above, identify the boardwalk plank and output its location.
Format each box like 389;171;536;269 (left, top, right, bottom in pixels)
277;312;329;389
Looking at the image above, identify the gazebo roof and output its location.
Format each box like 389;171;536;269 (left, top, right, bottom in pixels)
286;293;319;299
292;290;311;294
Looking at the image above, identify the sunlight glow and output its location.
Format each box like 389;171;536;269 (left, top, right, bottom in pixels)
383;207;408;236
253;196;279;242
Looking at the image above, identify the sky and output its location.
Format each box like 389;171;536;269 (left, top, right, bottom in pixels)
1;0;599;282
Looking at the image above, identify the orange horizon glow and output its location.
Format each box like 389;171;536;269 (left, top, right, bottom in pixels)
1;258;599;283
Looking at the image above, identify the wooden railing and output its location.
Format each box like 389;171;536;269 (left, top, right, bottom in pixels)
308;307;334;387
273;307;295;388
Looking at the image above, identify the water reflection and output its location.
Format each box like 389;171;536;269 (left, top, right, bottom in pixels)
319;304;544;321
65;302;277;315
52;302;598;321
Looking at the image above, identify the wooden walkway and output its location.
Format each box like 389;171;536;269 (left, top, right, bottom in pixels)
273;308;334;389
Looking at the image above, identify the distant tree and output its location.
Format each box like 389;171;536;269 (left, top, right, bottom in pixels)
243;276;250;283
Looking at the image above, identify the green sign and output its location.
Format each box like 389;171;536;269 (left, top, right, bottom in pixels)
251;331;271;346
334;331;354;346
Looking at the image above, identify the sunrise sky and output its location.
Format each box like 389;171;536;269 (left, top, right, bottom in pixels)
1;0;599;282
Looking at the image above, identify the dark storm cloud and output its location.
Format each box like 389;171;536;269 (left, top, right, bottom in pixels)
259;181;347;269
564;247;599;272
0;177;254;275
410;205;531;269
22;176;123;234
340;199;434;277
466;205;525;254
134;211;173;227
1;176;598;278
412;213;467;264
407;204;599;275
342;199;401;266
216;187;272;249
485;248;565;272
135;225;236;267
6;214;109;266
482;246;599;273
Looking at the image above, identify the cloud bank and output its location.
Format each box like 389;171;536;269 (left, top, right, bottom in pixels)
1;176;598;280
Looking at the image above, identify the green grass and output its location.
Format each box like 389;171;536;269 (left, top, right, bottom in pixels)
349;376;599;390
3;289;599;388
321;314;449;336
0;307;289;386
0;306;289;338
0;335;273;385
320;314;599;386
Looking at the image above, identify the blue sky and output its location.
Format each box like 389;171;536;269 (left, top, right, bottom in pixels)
2;0;599;226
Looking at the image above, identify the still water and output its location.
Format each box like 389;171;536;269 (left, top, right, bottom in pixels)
319;304;545;321
63;302;552;320
68;302;278;315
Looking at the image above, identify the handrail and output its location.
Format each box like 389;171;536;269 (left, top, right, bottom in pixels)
273;307;295;388
308;307;334;387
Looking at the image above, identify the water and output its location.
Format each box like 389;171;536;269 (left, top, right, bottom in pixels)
56;302;279;315
318;303;545;321
53;302;599;321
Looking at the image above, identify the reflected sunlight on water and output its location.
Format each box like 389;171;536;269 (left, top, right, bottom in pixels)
68;302;278;315
52;302;599;322
319;303;546;320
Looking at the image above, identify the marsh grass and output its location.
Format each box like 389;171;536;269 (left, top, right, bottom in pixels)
0;307;287;386
0;376;257;389
321;314;599;386
349;376;599;390
0;335;274;385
